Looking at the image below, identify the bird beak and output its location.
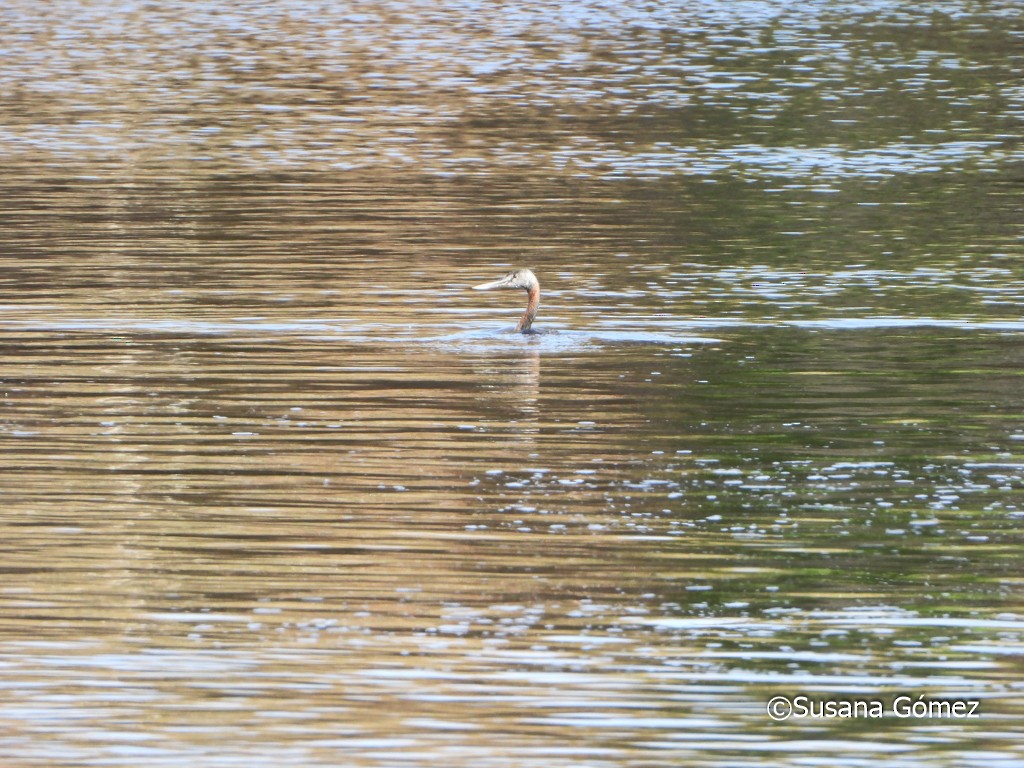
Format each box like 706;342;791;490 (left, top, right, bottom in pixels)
473;275;515;291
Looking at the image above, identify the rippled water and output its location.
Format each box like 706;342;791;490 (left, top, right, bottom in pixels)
1;1;1022;766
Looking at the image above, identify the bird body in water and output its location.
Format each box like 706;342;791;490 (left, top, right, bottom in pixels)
473;268;541;334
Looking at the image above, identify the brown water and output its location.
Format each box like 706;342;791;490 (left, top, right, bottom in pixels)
1;2;1023;766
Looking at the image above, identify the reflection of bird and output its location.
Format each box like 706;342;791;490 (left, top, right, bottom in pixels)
473;268;541;333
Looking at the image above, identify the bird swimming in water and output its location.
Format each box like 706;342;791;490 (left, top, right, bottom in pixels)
473;268;541;334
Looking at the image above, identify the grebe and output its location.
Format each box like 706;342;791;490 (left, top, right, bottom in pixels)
473;268;540;333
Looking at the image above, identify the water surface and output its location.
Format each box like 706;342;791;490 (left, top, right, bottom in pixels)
0;1;1022;766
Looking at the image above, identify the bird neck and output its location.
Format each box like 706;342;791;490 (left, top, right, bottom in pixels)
516;284;540;333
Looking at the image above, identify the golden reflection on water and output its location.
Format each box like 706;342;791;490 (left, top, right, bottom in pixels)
0;327;710;765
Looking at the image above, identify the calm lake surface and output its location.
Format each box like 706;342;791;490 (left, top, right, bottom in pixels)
1;1;1022;766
